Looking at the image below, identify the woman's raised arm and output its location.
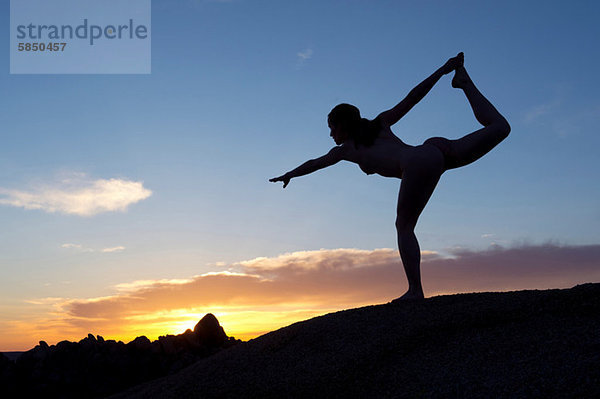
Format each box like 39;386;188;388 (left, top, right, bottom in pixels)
269;145;347;188
377;52;464;127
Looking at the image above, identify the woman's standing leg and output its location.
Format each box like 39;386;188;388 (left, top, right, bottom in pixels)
446;67;510;169
394;146;444;301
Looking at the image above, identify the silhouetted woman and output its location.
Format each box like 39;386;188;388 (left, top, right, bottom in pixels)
270;53;510;300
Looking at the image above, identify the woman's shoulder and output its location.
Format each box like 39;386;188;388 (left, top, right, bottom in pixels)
374;125;399;141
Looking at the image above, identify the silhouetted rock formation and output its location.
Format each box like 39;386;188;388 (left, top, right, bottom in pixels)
0;313;240;399
194;313;227;347
110;284;600;399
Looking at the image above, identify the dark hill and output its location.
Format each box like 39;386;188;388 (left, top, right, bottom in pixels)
111;283;600;398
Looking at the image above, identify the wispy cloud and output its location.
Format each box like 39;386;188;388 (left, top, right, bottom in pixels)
523;100;561;123
523;97;600;138
24;297;68;306
114;277;196;293
61;243;84;250
296;48;313;68
61;243;95;253
61;243;126;253
101;246;126;253
0;174;152;216
239;248;393;273
297;48;313;61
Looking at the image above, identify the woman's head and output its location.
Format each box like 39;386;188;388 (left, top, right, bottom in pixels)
328;103;361;145
328;103;380;147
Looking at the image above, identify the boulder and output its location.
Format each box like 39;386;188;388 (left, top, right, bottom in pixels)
128;336;152;351
193;313;227;347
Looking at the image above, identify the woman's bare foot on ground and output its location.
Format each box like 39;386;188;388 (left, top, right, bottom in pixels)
390;289;425;303
452;66;471;89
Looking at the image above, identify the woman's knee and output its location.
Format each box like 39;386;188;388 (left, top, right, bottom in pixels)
395;216;416;234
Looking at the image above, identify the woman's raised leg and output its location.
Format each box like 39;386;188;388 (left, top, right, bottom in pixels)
446;67;510;169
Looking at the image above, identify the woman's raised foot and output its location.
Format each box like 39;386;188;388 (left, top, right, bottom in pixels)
452;66;471;89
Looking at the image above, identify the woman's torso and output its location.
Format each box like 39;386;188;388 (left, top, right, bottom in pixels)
343;126;413;178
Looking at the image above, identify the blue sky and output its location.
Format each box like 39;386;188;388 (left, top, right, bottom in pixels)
1;0;599;349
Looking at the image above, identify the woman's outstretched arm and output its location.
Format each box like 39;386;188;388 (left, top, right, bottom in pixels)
270;145;347;188
377;52;464;127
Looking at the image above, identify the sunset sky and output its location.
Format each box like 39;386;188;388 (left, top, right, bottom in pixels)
1;1;600;351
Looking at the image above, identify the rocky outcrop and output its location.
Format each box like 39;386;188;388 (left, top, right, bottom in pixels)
194;313;227;347
0;313;240;399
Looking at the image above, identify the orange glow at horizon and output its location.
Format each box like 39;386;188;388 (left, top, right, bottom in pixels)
0;305;359;351
3;245;598;352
